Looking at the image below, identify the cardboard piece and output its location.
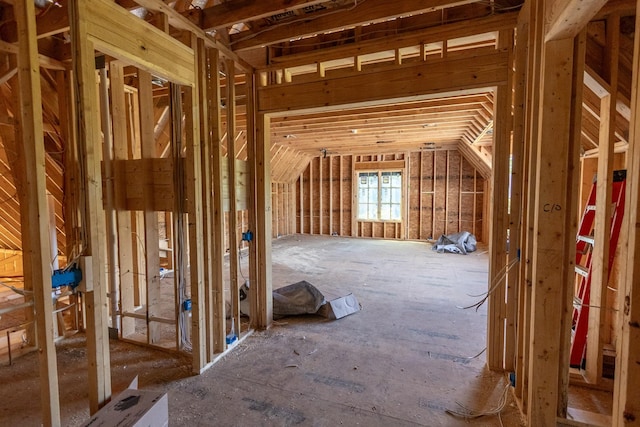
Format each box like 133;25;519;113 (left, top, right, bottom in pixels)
82;378;168;427
317;292;360;320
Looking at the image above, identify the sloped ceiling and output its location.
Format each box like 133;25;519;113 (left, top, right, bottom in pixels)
0;0;633;251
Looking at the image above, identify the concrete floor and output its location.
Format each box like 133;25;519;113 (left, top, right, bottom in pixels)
1;235;528;426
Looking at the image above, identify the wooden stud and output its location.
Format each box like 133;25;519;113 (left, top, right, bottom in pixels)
138;70;162;345
516;0;541;410
245;68;261;331
319;156;324;234
559;30;586;415
196;39;214;360
527;37;576;427
586;14;619;385
210;49;227;352
184;33;206;373
15;1;61;424
309;158;315;234
226;59;241;339
329;157;334;234
510;7;527;392
432;153;437;239
70;0;112;414
109;62;136;339
98;66;120;335
299;173;304;233
486;29;512;370
613;2;640;423
256;113;273;328
57;68;80;262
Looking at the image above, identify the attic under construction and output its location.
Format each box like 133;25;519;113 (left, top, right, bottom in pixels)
0;0;639;426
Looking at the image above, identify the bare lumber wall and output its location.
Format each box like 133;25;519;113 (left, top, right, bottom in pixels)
271;182;295;238
224;210;250;253
290;150;485;241
0;250;23;277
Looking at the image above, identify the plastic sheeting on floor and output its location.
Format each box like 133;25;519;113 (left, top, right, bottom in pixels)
272;280;360;320
432;231;477;255
273;280;326;317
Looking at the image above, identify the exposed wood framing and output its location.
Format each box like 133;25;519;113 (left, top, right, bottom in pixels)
487;29;513;371
230;0;480;51
209;48;227;355
70;0;112;414
79;0;195;85
296;151;484;241
15;1;61;424
138;70;162;344
245;69;260;331
507;18;527;377
527;35;578;427
196;39;214;359
586;13;619;385
612;1;640;423
183;33;206;373
197;0;328;31
109;62;136;339
545;0;609;42
258;49;508;113
255;113;273;328
516;0;540;412
226;59;241;339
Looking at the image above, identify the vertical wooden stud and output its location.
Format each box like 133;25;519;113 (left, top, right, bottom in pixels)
527;37;576;426
226;59;241;338
487;29;514;371
138;70;162;344
210;49;226;352
70;0;112;414
613;2;640;424
16;0;61;423
109;62;135;338
586;14;619;384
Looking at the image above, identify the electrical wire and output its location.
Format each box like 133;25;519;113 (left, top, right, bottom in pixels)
445;383;510;422
169;84;191;352
0;280;31;296
261;0;522;51
230;0;367;45
458;256;520;311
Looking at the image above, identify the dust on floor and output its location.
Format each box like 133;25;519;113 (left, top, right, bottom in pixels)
0;235;525;426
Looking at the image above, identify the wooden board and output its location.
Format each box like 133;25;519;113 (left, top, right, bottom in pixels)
79;0;195;85
258;50;509;113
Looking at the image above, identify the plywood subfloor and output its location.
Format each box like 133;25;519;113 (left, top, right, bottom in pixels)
0;235;527;426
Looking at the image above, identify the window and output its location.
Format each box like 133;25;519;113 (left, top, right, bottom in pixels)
357;171;402;221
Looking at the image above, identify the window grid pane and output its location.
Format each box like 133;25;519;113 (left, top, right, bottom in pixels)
357;171;402;221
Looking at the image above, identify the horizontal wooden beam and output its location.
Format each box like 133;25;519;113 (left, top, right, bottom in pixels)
129;0;252;71
80;0;195;85
354;160;405;170
0;40;18;54
263;11;517;70
258;49;508;113
230;0;480;51
196;0;327;30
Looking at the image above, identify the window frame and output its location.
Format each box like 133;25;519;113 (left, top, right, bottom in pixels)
355;169;403;223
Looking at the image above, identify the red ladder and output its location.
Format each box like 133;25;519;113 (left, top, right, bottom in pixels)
570;170;626;368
